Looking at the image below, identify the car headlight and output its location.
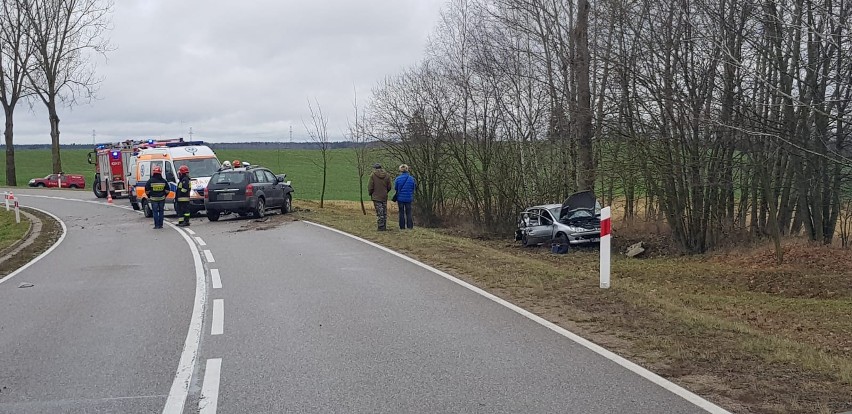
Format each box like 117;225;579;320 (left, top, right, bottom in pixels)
565;226;586;233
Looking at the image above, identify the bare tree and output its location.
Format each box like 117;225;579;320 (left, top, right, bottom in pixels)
0;0;34;186
304;98;331;208
23;0;113;174
349;87;371;215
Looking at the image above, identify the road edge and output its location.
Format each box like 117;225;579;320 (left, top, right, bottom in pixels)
0;206;67;286
304;220;732;414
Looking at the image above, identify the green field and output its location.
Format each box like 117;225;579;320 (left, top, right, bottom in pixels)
0;208;29;252
0;148;400;201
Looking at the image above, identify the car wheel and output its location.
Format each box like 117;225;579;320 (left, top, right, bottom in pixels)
554;233;569;250
36;183;45;188
92;175;106;198
69;184;78;189
281;194;291;215
207;210;220;222
521;234;532;247
142;199;153;218
254;197;265;218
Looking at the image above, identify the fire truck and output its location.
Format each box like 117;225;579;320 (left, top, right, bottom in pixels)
87;140;142;199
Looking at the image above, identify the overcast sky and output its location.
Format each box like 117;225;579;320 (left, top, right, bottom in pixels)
13;0;445;145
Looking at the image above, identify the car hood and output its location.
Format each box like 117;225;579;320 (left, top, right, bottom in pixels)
559;191;597;220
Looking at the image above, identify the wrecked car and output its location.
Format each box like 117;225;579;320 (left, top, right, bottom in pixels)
515;191;602;248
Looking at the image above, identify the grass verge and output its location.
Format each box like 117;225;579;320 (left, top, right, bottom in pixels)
294;200;852;414
0;208;62;281
0;208;30;252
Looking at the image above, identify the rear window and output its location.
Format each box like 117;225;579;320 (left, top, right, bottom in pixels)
211;171;247;185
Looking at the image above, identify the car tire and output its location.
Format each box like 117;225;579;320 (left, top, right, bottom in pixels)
554;233;569;250
281;194;291;215
207;210;220;222
69;184;78;189
521;234;532;247
36;183;45;188
142;199;153;218
92;174;106;198
254;197;265;218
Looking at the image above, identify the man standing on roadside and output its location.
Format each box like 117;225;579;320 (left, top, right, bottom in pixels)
176;165;191;227
368;163;392;231
394;164;417;230
145;166;170;229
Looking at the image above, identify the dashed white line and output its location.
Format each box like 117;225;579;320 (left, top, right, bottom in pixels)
199;358;222;414
195;237;207;246
211;269;222;289
211;299;224;335
185;228;196;235
203;250;215;263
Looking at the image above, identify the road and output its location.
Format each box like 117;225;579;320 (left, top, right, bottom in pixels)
0;188;729;414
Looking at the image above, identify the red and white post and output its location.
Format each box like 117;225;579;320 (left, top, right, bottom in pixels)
600;206;612;289
14;199;20;224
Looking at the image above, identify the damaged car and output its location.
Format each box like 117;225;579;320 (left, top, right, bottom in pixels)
515;191;602;248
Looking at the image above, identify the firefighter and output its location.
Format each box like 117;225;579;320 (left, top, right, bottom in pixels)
176;165;192;227
145;166;170;229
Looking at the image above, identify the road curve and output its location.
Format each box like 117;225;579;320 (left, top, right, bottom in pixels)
0;190;197;413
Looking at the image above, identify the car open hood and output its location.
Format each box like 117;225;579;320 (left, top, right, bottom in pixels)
559;191;597;220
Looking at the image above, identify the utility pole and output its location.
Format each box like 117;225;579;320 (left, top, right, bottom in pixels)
189;127;194;141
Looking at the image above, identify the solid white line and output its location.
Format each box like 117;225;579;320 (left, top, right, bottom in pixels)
303;221;731;414
211;299;224;335
210;269;222;289
203;250;215;263
199;358;222;414
185;228;196;235
195;237;207;246
162;222;208;414
0;206;67;286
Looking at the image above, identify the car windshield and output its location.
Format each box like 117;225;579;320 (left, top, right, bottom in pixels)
211;171;246;185
174;158;221;178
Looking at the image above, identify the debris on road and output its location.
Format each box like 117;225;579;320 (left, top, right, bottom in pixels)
625;242;645;258
17;282;34;288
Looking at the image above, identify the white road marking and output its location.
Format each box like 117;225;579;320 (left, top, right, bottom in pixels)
303;221;732;414
185;228;196;235
195;237;207;246
211;299;224;335
0;206;67;286
211;269;222;289
199;358;222;414
203;250;215;263
161;223;208;414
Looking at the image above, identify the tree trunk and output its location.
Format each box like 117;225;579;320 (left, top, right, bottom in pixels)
4;106;16;186
47;101;63;174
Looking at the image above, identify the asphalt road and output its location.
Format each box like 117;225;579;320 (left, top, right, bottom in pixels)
0;188;729;414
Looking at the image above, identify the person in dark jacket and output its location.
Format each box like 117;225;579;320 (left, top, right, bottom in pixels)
176;165;192;227
368;163;392;231
393;164;417;229
145;166;171;229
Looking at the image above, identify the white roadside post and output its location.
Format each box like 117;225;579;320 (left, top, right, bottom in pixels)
4;191;8;211
14;199;20;224
58;177;62;189
600;206;612;289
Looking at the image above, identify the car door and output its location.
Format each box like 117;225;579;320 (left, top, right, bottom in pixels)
263;170;283;207
253;170;270;205
523;209;554;245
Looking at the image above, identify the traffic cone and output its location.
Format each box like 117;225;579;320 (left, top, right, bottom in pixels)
107;192;113;204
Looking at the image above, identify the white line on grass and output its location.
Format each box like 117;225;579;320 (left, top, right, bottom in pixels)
303;221;732;414
211;299;224;335
199;358;222;414
210;269;222;289
203;250;215;263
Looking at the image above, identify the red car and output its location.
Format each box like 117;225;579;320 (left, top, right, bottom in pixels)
28;174;86;189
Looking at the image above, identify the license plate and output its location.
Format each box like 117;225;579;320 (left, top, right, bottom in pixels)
218;193;233;201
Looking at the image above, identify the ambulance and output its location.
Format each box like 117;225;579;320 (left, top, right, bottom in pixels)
127;139;221;217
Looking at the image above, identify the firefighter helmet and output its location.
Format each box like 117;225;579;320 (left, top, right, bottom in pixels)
152;166;162;175
221;160;232;169
232;159;242;168
178;165;189;174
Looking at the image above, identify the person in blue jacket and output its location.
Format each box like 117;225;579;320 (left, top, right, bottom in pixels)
393;164;417;229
